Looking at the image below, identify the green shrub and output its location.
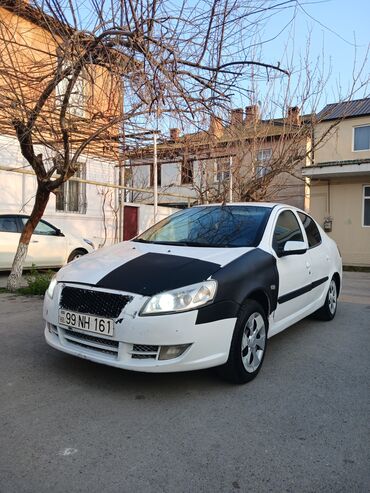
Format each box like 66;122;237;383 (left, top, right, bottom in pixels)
18;266;55;296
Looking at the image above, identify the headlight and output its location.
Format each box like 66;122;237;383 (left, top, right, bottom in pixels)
83;238;95;249
46;276;57;299
140;280;217;316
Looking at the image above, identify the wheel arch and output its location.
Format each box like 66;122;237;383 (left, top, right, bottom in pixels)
67;248;88;262
240;289;271;319
332;272;341;295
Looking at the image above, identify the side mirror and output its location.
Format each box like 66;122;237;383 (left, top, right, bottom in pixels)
56;228;64;237
279;240;307;257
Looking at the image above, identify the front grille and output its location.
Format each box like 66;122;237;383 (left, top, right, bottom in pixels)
131;344;159;359
61;327;119;358
60;286;132;318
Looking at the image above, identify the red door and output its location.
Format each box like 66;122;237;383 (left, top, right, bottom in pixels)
123;206;139;240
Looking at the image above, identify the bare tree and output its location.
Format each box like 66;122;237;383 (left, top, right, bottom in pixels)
1;0;297;289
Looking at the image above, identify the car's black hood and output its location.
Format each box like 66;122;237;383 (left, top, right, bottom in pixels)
57;240;254;295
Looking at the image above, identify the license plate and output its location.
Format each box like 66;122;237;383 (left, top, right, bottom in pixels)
58;309;114;337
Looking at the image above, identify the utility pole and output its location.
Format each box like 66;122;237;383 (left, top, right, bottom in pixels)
153;132;158;223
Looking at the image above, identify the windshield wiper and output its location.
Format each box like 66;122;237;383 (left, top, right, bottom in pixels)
133;239;228;247
132;238;152;244
180;241;213;247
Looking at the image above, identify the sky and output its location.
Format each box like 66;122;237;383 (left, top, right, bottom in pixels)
246;0;369;112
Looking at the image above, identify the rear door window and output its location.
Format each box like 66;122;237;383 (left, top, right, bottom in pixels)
298;212;321;248
0;216;19;233
21;218;58;236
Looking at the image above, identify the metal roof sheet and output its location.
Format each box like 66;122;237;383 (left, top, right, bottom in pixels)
318;98;370;121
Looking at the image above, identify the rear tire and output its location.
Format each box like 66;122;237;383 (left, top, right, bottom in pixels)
314;277;338;321
67;249;87;262
218;300;268;384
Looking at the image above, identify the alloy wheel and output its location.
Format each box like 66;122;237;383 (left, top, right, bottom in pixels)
241;312;266;373
328;279;337;315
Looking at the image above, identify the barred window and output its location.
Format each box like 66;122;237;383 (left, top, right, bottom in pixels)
56;163;87;214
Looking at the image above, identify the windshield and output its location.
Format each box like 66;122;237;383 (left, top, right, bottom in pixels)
134;205;271;248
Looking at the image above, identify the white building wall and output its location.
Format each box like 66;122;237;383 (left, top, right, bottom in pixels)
161;162;181;186
0;135;179;247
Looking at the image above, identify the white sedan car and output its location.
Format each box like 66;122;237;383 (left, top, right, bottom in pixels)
0;214;94;270
44;203;342;384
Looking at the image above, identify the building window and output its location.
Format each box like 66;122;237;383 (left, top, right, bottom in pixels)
256;148;272;177
363;185;370;226
55;61;87;118
56;163;87;214
181;157;193;184
214;158;230;182
354;126;370;151
150;163;161;187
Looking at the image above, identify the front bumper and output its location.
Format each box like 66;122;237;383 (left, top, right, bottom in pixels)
43;283;236;373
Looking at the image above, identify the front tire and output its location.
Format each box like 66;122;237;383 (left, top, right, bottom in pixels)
314;277;338;321
218;300;268;384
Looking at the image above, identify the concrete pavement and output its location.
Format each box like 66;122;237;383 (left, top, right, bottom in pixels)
0;272;369;492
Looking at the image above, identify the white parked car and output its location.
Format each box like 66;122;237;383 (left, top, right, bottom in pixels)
44;203;342;384
0;214;94;270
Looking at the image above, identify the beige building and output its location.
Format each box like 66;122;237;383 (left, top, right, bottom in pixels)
303;98;370;266
128;106;312;209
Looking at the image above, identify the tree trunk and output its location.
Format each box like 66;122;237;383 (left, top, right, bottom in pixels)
7;186;51;291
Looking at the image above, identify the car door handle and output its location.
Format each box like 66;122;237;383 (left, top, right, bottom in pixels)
306;261;311;268
31;240;39;243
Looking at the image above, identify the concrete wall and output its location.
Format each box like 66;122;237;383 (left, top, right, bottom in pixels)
315;116;370;163
308;178;370;266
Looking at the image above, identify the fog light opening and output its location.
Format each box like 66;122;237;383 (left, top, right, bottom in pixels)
158;344;191;361
47;323;58;336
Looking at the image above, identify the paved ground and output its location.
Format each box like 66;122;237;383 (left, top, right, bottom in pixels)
0;273;369;493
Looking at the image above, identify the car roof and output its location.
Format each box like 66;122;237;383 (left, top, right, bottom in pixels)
0;213;29;217
196;202;289;209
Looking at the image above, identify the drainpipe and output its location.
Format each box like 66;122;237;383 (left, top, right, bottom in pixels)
229;155;233;203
